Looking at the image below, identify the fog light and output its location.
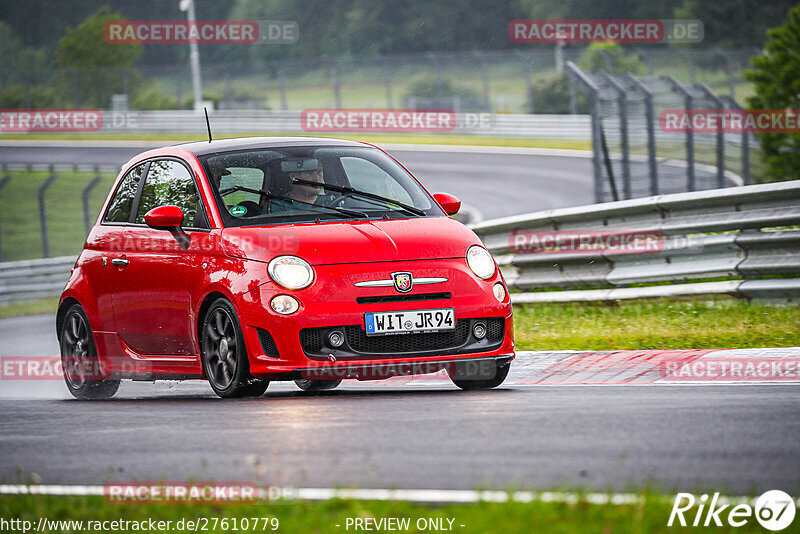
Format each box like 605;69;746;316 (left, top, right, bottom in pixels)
270;295;299;315
473;322;487;339
493;282;506;303
328;330;345;348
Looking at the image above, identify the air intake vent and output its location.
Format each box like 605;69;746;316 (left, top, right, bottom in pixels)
356;292;451;305
257;328;280;359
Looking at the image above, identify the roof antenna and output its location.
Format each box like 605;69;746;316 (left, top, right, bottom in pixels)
204;106;213;143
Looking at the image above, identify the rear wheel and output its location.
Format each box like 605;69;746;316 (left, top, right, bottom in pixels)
449;360;510;391
59;304;120;400
201;299;269;398
294;379;342;392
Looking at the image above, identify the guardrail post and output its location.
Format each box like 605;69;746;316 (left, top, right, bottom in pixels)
82;168;103;235
662;75;695;191
38;166;58;258
600;72;631;199
566;61;603;202
625;73;658;195
0;169;11;262
722;95;749;185
694;83;726;189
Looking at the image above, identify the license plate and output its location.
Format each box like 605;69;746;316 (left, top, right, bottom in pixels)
365;308;455;336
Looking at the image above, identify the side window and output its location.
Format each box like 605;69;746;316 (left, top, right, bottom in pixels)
135;160;207;228
103;163;145;223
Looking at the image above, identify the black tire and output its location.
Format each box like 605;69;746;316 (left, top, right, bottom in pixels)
59;304;120;400
449;360;510;391
294;379;342;392
201;299;269;398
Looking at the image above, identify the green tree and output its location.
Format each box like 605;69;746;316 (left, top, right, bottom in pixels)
745;4;800;182
55;6;142;107
577;42;646;75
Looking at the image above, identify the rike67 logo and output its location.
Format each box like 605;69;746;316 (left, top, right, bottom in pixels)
669;490;796;531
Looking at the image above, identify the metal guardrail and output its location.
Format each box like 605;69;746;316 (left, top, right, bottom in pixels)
1;181;798;305
472;180;800;303
29;110;593;140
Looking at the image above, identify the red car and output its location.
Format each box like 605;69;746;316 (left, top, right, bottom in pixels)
57;137;514;399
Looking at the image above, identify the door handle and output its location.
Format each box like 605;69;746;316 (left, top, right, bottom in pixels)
111;258;130;267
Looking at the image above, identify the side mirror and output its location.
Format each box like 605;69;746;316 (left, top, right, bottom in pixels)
433;192;461;216
144;205;185;229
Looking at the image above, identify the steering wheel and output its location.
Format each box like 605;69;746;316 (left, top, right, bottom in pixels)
320;193;347;207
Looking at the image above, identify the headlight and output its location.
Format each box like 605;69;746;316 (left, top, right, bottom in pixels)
268;256;314;290
270;295;300;315
466;246;496;280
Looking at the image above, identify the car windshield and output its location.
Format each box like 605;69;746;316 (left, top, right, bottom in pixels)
199;146;442;227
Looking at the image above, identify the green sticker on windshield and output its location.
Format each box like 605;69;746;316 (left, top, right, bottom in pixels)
230;205;247;216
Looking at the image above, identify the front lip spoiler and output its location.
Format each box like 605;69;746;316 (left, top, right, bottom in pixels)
273;354;514;381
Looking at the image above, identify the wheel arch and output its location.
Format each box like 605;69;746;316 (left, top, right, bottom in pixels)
56;296;82;342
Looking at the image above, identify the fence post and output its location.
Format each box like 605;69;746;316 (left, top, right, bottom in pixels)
625;73;659;195
270;61;288;111
722;95;750;185
566;62;603;202
83;169;103;235
329;58;341;109
379;55;394;108
0;170;11;262
662;75;695;191
715;49;736;99
39;166;58;258
513;50;533;112
600;72;631;199
695;82;726;188
472;51;491;111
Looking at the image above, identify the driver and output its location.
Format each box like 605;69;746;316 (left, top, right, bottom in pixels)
267;159;325;213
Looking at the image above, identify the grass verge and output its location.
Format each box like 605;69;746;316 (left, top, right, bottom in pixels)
0;298;58;319
513;298;800;351
0;493;769;533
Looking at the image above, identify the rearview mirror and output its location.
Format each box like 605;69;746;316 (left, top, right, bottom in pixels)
433;192;461;216
144;205;185;229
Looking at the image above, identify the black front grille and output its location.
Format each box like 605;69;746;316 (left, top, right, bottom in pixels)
345;320;470;354
299;318;505;360
356;292;451;305
257;328;280;359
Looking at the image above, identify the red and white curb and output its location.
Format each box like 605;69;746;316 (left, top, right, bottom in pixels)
376;348;800;386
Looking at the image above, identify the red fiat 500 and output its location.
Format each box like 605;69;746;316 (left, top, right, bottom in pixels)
57;137;514;398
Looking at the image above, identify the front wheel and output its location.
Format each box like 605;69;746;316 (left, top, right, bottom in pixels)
449;360;510;391
59;304;120;400
201;299;269;398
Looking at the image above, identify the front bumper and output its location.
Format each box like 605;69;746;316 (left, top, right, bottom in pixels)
233;258;515;376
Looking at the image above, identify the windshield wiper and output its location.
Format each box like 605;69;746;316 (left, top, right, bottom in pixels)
291;179;426;217
218;185;368;219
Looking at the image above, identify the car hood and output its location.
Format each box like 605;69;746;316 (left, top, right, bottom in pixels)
219;216;481;265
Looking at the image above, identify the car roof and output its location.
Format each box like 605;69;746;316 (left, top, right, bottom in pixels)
175;136;370;156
